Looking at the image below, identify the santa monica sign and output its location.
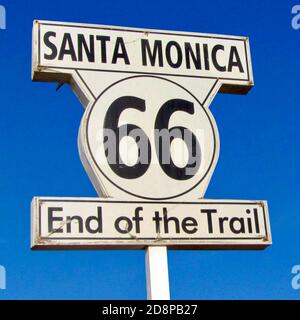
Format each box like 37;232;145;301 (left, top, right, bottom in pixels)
31;20;270;249
34;21;251;91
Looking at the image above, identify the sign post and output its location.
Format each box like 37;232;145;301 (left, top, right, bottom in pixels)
146;246;170;300
31;20;271;299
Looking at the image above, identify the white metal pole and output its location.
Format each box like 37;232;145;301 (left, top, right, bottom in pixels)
145;246;170;300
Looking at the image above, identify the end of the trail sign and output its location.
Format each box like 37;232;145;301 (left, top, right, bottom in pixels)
31;198;271;250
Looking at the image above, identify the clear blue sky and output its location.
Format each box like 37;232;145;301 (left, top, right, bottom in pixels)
0;0;299;299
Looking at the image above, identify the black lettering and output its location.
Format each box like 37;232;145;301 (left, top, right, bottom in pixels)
163;208;180;233
166;41;182;68
96;35;110;63
203;44;210;70
152;211;162;233
185;43;201;69
132;207;144;233
48;207;63;233
202;209;217;233
219;217;229;233
246;209;253;233
229;217;245;234
247;217;253;233
66;215;83;233
78;34;95;62
112;37;130;65
228;46;244;72
115;216;133;234
182;217;198;234
212;45;226;72
141;39;163;67
44;31;57;60
85;207;103;234
58;33;77;61
253;208;260;233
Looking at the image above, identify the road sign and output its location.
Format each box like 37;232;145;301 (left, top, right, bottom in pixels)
32;20;253;200
31;20;270;299
32;20;253;93
79;75;219;200
32;197;271;250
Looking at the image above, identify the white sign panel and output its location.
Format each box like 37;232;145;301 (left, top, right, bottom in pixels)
31;198;271;249
32;21;253;94
79;75;219;200
31;21;270;254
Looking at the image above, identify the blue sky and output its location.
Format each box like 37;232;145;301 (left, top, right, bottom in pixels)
0;0;299;299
